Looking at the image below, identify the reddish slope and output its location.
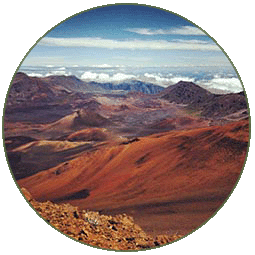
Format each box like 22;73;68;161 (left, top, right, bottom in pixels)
18;119;249;236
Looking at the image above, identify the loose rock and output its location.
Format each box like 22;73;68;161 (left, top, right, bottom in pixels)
22;187;182;250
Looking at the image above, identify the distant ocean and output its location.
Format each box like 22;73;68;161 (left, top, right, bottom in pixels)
19;65;243;93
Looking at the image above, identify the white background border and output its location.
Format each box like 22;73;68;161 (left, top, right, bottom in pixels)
1;1;254;254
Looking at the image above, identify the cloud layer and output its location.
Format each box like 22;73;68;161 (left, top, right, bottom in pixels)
79;71;197;87
197;76;243;93
143;73;195;84
39;37;219;51
24;65;243;93
81;71;136;82
126;26;206;36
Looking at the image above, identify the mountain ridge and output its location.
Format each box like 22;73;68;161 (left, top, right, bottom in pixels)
161;81;247;117
92;79;165;94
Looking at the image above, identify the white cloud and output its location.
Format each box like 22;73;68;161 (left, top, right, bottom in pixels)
126;26;205;36
80;70;195;86
111;73;136;81
171;39;209;44
27;72;43;77
81;71;98;80
143;73;195;85
39;37;219;51
115;64;126;68
197;77;243;92
141;73;196;87
91;64;113;68
144;73;171;83
45;70;71;76
170;26;206;35
168;76;195;84
97;73;110;80
126;28;159;35
81;71;136;82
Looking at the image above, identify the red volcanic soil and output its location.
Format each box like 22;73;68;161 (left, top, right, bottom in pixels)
18;119;249;236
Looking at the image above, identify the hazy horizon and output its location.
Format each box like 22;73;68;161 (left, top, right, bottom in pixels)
19;64;242;93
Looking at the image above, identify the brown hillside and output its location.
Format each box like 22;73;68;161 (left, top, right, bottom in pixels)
44;109;111;133
6;72;70;110
161;81;247;118
8;140;94;180
66;128;109;142
18;119;249;236
41;75;105;93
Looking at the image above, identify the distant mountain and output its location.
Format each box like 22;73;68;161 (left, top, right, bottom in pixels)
89;80;165;94
6;72;68;111
161;81;213;105
6;74;164;112
161;81;248;118
6;73;60;104
43;77;165;95
6;74;248;119
42;75;105;93
5;72;104;112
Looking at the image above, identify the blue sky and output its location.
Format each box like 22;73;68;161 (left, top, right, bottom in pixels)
22;4;231;67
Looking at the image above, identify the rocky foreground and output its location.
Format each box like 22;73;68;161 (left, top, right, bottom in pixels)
21;188;182;250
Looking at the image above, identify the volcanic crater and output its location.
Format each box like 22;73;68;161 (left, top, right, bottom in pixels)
4;73;249;248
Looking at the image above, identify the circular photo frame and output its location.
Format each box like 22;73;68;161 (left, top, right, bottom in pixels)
2;3;250;252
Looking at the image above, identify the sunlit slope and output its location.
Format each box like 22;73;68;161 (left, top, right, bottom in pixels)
18;119;249;235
